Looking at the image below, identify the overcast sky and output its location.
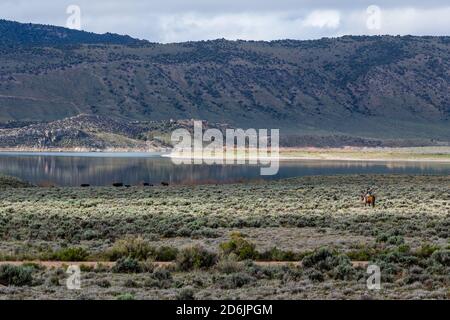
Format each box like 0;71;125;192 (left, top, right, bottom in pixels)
1;0;449;43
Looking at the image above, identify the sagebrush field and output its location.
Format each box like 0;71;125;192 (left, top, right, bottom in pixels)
0;174;448;299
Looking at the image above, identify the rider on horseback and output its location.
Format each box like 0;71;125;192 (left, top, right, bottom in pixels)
362;187;376;207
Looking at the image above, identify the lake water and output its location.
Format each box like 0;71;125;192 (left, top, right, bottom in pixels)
0;152;449;186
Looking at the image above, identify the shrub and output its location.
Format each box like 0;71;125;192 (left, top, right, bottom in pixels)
386;236;405;246
403;266;429;284
94;263;110;273
22;262;44;271
144;278;172;289
430;250;449;266
305;269;324;282
96;279;111;288
176;246;218;271
302;248;339;271
346;247;380;261
112;257;142;273
80;264;94;272
0;264;33;286
281;266;303;283
116;293;135;300
376;247;419;267
219;232;258;260
258;247;300;261
140;260;156;273
155;246;179;261
152;269;173;281
332;262;356;280
124;279;140;288
376;231;405;245
53;247;89;261
216;255;244;274
108;236;153;261
216;273;256;289
302;247;355;280
144;269;173;289
372;261;399;283
415;244;440;258
81;229;99;240
244;263;274;280
176;287;195;300
48;275;60;286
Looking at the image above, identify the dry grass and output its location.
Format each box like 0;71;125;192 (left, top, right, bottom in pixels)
0;174;448;299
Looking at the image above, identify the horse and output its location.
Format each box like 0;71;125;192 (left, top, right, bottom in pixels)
361;192;376;207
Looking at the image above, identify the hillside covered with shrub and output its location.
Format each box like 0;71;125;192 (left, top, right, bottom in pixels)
0;20;449;143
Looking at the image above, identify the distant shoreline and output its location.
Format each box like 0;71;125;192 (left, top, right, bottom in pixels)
2;146;449;163
164;154;450;163
164;146;450;163
0;147;162;153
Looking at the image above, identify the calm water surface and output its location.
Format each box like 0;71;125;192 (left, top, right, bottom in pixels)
0;152;449;186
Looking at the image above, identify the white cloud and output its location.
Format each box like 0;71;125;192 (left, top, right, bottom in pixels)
380;7;450;35
154;11;342;43
156;12;306;42
0;1;449;42
339;6;450;37
302;10;340;29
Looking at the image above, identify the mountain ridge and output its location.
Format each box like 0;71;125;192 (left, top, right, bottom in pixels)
0;19;147;46
0;19;449;143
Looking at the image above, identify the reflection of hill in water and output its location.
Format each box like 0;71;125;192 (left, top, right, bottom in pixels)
0;154;449;186
0;155;263;186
